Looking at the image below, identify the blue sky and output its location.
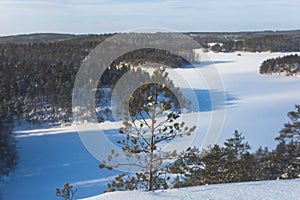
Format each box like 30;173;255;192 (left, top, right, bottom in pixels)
0;0;299;36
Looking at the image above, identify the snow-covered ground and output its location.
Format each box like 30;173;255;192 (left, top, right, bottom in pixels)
1;52;300;199
83;179;300;200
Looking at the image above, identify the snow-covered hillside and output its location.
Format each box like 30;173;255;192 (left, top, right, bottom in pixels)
83;179;300;200
1;52;300;199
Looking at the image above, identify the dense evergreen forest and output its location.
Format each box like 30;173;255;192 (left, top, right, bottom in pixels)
0;36;189;125
0;105;17;182
260;54;300;76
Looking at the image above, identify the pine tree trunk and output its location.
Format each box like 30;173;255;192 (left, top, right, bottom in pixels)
147;158;153;191
147;103;156;191
147;124;154;191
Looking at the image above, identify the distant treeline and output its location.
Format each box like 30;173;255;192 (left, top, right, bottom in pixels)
259;54;300;76
189;30;300;52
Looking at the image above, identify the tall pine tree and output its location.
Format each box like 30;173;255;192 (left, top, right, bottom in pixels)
100;67;195;191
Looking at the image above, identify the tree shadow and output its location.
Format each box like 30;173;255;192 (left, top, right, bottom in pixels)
180;88;239;112
182;60;234;68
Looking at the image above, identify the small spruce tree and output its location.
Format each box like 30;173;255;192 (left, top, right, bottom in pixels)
56;183;77;200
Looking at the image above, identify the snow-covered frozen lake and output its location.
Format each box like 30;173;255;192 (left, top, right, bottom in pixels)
1;52;300;199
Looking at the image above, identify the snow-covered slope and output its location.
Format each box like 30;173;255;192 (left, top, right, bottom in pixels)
82;179;300;200
1;52;300;199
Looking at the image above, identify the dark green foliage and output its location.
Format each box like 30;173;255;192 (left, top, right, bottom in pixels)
223;130;255;183
171;131;256;188
252;107;299;180
211;44;222;52
0;39;98;124
0;38;187;125
56;183;77;200
277;105;300;143
170;147;205;188
0;53;18;183
269;105;300;179
200;144;227;184
0;107;17;182
259;54;300;75
253;146;273;180
191;31;300;52
111;48;188;68
0;91;17;181
243;35;300;52
267;141;299;179
274;105;300;179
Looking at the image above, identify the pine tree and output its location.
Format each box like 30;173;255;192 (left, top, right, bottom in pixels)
99;67;195;191
201;144;226;184
270;141;300;179
169;147;204;188
56;183;77;200
277;105;300;143
253;146;272;180
274;105;300;179
223;130;255;182
170;131;256;187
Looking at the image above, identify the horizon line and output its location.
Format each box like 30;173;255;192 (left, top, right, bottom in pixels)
1;28;300;37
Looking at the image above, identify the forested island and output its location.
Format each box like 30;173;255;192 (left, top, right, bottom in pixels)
260;54;300;76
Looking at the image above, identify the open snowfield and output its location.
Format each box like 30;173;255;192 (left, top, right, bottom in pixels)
83;179;300;200
1;52;300;199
